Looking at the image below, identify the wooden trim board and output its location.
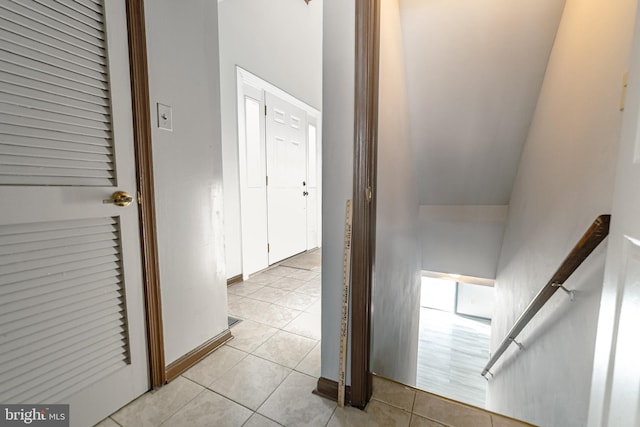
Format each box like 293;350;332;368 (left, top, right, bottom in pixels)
315;377;352;403
227;274;243;286
165;330;233;382
125;0;166;389
350;0;381;409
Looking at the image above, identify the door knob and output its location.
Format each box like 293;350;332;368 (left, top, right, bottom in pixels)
303;191;309;196
103;191;134;207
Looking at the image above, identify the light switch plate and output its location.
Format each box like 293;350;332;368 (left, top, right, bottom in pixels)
157;103;173;131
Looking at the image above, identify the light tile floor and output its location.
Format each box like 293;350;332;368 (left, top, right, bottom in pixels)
97;250;532;426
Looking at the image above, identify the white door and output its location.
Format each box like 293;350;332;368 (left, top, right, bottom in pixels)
587;8;640;427
266;92;307;264
0;1;148;426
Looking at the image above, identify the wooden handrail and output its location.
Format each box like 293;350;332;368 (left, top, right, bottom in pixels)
482;215;611;377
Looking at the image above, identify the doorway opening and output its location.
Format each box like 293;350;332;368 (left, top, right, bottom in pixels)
417;272;495;408
225;68;323;381
235;68;322;279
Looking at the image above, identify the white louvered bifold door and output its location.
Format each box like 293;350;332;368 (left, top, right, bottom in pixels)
0;217;129;404
0;1;149;426
0;0;115;186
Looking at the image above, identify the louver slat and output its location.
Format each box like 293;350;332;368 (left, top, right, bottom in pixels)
1;318;124;383
0;246;119;277
0;135;113;155
0;122;111;146
0;165;114;181
0;38;107;83
0;99;110;127
0;2;105;54
0;312;123;375
0;0;114;187
0;269;118;320
0;112;111;137
0;151;112;175
54;0;104;22
1;266;119;299
3;280;121;315
2;327;125;388
0;237;118;266
0;91;109;123
0;66;108;106
0;216;131;404
0;50;109;93
9;348;126;403
1;103;109;133
32;357;125;405
0;154;112;172
0;218;117;241
30;0;105;32
2;299;120;343
0;17;106;67
0;27;106;74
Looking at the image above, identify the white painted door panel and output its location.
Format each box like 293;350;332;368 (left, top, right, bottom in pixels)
266;93;307;264
588;8;640;427
0;1;148;426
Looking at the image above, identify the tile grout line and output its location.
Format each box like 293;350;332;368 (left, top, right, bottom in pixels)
181;348;250;388
194;353;324;420
225;314;319;346
106;252;322;426
229;282;319;301
228;302;321;340
226;253;324;425
198;378;283;418
252;369;299;420
248;324;318;371
107;416;123;427
240;412;285;427
324;406;339;427
157;386;208;426
411;390;417;413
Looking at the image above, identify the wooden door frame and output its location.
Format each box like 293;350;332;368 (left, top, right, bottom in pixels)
350;0;381;408
314;0;380;408
127;0;380;399
125;0;166;388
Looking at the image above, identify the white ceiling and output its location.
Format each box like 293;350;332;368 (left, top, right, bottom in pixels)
399;0;566;205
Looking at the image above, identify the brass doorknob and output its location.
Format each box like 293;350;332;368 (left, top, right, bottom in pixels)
103;191;134;207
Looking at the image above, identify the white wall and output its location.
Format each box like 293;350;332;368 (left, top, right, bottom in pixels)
145;0;228;365
420;205;508;279
371;0;422;386
588;4;640;423
488;0;636;425
320;0;355;384
218;0;323;278
399;0;566;206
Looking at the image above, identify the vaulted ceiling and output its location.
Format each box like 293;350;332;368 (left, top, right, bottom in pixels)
399;0;566;205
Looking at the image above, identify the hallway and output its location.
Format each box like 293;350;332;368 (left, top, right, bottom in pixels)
95;251;531;426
